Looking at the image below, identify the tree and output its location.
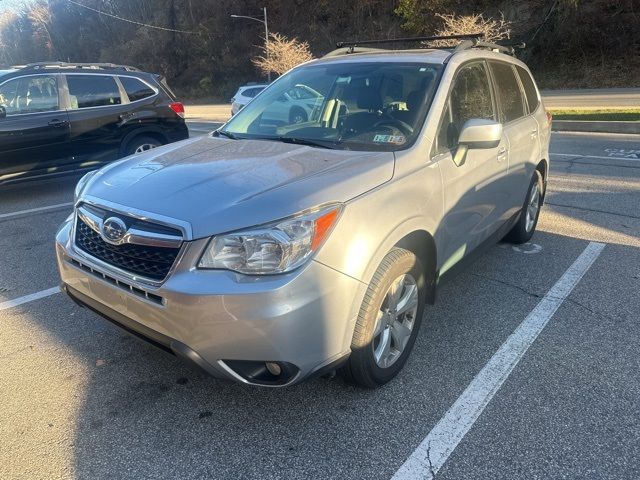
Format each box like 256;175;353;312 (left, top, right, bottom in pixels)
431;13;512;46
252;32;313;77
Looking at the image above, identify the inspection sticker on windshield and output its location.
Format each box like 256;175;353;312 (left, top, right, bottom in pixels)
373;134;406;144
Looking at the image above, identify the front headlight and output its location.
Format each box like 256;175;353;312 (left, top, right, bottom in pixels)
74;170;98;202
198;205;342;275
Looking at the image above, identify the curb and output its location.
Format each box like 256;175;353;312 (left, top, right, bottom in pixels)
552;120;640;134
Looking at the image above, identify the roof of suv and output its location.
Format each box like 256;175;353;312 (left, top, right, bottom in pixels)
313;49;452;66
1;63;150;78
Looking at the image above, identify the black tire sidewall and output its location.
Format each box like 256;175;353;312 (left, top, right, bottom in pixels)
345;248;426;387
125;135;162;156
506;170;544;244
289;107;307;124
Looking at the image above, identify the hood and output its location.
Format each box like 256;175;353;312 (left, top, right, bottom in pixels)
83;135;394;238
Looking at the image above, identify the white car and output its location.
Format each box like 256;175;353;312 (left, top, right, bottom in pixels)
231;84;267;116
231;83;324;124
261;84;324;125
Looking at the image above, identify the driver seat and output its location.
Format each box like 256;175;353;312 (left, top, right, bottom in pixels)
343;88;383;133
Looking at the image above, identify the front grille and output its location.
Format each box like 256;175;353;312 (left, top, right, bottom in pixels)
75;216;181;281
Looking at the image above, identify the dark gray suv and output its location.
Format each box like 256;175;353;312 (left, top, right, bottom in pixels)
0;62;188;184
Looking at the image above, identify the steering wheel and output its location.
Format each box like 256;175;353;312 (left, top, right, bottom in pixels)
372;118;414;136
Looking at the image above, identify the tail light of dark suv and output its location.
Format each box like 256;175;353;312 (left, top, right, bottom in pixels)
169;102;185;118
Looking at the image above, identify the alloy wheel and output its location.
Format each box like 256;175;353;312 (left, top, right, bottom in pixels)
372;273;419;369
525;182;541;232
134;143;158;154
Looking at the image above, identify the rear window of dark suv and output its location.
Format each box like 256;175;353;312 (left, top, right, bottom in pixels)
67;75;121;109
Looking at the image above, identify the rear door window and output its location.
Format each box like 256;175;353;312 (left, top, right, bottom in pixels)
489;62;526;123
0;75;59;115
515;66;539;113
243;87;265;98
435;61;495;153
67;75;121;109
119;76;156;102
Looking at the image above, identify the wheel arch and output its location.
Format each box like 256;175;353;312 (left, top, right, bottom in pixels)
536;158;548;201
394;229;438;304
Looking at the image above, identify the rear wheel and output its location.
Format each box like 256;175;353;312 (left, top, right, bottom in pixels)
340;248;425;388
289;108;307;124
504;169;544;244
125;135;163;156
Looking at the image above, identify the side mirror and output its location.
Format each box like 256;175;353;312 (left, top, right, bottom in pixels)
458;119;502;149
453;119;502;166
0;106;6;119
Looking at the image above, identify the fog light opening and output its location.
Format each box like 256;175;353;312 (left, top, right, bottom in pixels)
265;361;282;376
222;360;299;386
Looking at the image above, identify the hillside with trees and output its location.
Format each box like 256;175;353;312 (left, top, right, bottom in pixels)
1;0;638;99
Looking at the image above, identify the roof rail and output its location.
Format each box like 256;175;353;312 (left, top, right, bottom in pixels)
15;62;140;72
335;34;483;50
454;39;526;56
323;47;389;58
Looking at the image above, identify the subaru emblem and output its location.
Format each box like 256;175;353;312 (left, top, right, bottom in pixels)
101;217;128;245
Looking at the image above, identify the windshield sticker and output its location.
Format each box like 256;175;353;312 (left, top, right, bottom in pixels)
373;134;406;144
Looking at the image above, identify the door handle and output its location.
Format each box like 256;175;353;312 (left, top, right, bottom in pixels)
48;119;68;128
497;147;507;162
119;112;134;121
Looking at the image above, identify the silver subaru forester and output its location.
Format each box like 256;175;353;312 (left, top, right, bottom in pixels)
56;39;551;388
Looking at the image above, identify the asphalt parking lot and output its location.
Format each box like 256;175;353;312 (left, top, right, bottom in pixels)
1;128;639;479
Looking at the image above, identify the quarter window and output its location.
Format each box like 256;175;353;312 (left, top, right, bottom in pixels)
489;62;526;123
119;76;156;102
0;75;59;115
435;62;495;152
516;65;539;113
67;75;121;109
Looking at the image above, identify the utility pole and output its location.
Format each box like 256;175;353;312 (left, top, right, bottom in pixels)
230;7;271;83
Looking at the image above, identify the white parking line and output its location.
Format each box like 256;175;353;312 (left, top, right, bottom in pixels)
0;202;73;221
0;287;61;311
392;241;606;480
551;152;639;162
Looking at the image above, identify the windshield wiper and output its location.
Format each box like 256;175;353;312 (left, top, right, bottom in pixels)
214;130;238;140
276;136;337;150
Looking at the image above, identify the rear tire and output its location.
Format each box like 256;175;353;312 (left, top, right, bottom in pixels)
504;169;544;244
289;108;307;124
125;135;163;156
340;248;426;388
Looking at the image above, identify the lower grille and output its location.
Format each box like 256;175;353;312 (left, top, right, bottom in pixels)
75;216;181;281
69;258;164;305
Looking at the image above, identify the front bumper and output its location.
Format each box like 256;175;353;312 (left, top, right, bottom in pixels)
56;216;365;386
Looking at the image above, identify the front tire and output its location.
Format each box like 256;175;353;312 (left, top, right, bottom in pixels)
504;169;544;244
340;248;426;388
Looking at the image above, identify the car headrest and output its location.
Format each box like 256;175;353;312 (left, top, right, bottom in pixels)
357;88;382;111
28;85;43;99
407;91;423;111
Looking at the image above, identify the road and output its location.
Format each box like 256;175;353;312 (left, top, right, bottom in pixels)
1;129;639;479
541;88;640;109
186;88;640;123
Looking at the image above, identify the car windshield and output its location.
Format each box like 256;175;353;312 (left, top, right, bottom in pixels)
221;62;442;151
